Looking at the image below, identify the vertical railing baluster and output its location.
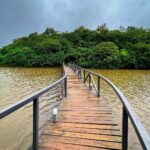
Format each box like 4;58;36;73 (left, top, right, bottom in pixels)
61;82;64;98
33;98;39;150
78;69;80;78
89;73;91;90
98;76;100;97
79;69;81;79
64;77;67;97
122;107;128;150
80;69;81;79
84;70;86;83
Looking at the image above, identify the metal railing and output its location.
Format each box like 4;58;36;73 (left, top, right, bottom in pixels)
0;65;67;150
69;63;150;150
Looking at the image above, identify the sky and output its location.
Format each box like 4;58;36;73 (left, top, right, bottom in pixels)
0;0;150;47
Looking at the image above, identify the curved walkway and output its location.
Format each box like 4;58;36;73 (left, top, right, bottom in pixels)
39;66;121;150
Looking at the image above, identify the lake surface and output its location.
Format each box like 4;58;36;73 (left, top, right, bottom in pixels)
91;69;150;150
0;67;149;150
0;67;62;150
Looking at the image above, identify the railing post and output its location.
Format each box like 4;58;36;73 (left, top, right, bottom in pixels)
61;83;64;97
89;73;92;90
84;70;86;83
122;107;128;150
64;77;67;97
33;98;39;150
78;69;80;78
98;76;100;97
79;69;81;79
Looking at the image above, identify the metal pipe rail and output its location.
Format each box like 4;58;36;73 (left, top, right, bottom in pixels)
69;63;150;150
0;66;67;150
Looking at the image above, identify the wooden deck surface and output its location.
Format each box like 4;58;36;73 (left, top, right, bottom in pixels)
39;66;122;150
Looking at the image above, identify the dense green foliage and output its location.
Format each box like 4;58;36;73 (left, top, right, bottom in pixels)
0;25;150;69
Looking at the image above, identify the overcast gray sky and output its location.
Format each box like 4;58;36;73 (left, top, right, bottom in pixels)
0;0;150;47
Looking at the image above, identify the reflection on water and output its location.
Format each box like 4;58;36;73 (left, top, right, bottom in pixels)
91;69;150;150
0;67;62;150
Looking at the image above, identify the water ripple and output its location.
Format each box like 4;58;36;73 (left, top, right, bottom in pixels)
0;67;62;150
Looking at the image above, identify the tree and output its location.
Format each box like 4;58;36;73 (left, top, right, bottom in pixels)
2;47;34;66
91;42;120;68
65;47;90;65
0;25;149;69
133;43;150;68
43;27;58;36
96;23;108;33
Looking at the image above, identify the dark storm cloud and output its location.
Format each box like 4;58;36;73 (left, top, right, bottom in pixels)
0;0;45;46
0;0;150;46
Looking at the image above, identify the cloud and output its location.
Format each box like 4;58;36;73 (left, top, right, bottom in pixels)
0;0;45;46
0;0;150;46
42;0;112;30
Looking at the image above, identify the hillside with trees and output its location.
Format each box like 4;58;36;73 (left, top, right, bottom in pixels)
0;24;150;69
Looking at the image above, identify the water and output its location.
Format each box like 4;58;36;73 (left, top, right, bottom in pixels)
0;67;62;150
91;69;150;149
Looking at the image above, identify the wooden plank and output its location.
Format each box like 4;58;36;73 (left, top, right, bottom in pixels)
43;124;121;136
60;114;114;118
59;115;116;122
39;147;56;150
42;131;121;142
48;122;120;130
59;108;111;111
40;135;121;150
59;110;112;114
59;117;115;122
59;111;112;114
60;120;118;125
60;115;114;119
39;141;108;150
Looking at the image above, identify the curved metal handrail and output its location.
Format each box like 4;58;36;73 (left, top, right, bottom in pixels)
70;63;150;150
0;65;67;149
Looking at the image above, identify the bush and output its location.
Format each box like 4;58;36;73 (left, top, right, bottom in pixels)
90;42;120;68
65;47;90;64
2;47;34;66
133;43;150;68
35;39;62;53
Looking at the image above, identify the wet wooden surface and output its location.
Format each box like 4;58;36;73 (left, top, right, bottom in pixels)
39;66;122;150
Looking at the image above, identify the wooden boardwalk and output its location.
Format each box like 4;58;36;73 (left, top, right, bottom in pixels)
39;66;122;150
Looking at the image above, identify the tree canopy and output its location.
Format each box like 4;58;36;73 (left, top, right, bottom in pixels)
0;25;150;69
